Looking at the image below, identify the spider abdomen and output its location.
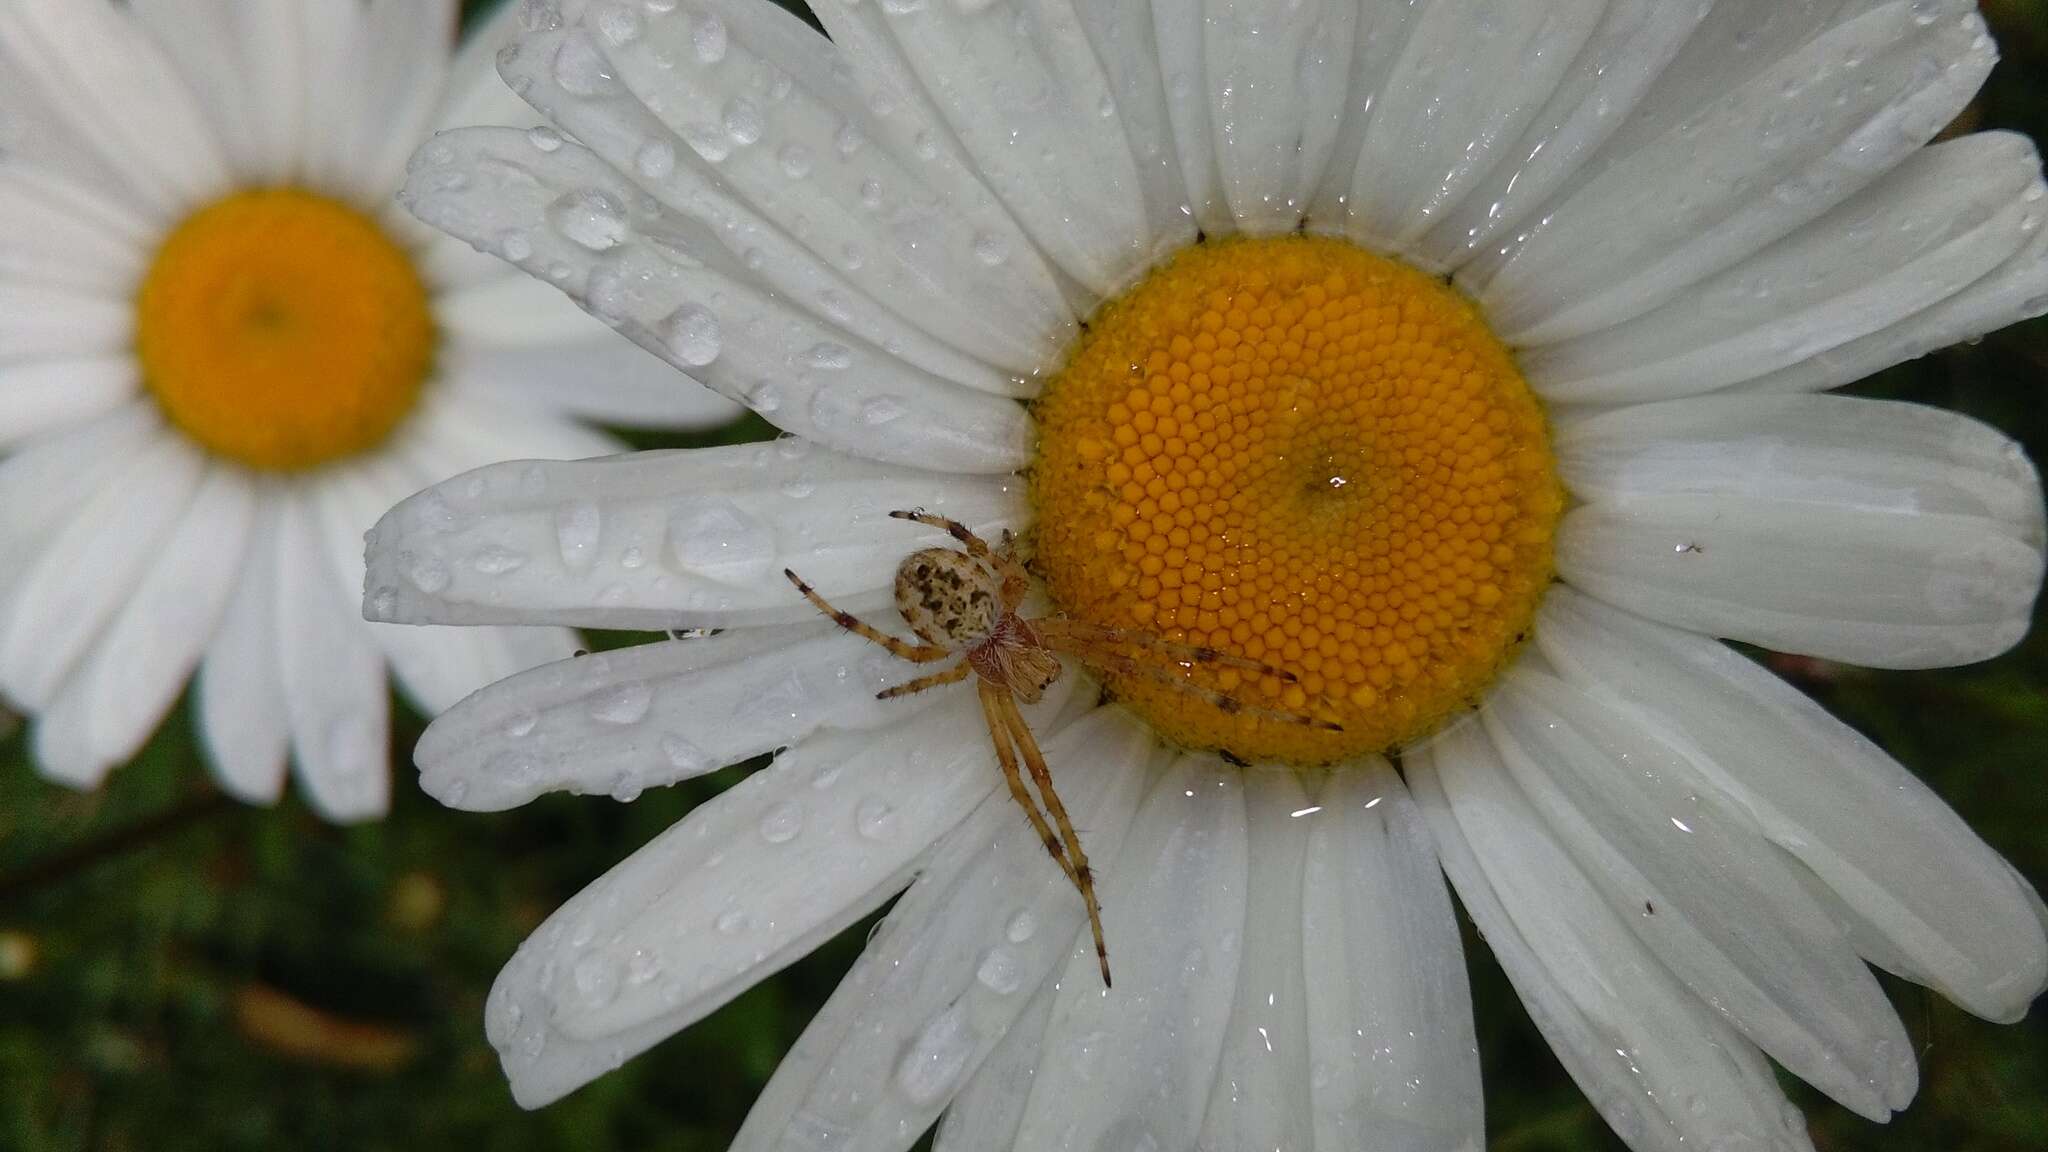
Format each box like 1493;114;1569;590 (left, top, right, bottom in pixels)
895;547;1001;647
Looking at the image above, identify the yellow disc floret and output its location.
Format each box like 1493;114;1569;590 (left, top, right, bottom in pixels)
1032;235;1562;764
136;189;434;471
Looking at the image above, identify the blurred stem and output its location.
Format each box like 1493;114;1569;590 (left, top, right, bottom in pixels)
0;787;235;904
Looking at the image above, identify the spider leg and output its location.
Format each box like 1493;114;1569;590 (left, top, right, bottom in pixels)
978;682;1082;892
994;690;1112;989
876;660;973;700
1033;618;1301;683
783;568;953;664
888;510;1030;608
1054;639;1343;732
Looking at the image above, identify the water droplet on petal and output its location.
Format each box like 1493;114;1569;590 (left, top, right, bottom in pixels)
661;734;707;772
759;801;804;843
894;1003;974;1106
636;140;677;179
1005;909;1036;943
555;500;602;568
660;304;722;366
548;189;630;251
692;13;728;62
589;682;653;724
667;497;776;583
975;946;1021;994
855;796;898;839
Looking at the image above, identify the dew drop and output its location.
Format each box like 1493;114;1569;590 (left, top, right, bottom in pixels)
589;682;654;725
499;230;534;262
593;2;643;44
555;500;603;568
660;304;723;366
471;545;528;575
548;189;630;251
861;396;907;426
723;97;763;146
667;497;777;583
635;140;677;179
553;29;619;96
505;712;539;738
975;947;1021;994
527;126;565;152
855;796;898;839
1005;909;1037;944
406;554;451;593
759;801;804;843
894;1004;973;1106
569;954;621;1009
797;341;853;370
691;13;728;63
971;231;1008;266
779;143;815;179
715;904;751;935
661;734;708;772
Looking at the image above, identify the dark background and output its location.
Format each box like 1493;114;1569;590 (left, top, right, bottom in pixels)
4;1;2046;1148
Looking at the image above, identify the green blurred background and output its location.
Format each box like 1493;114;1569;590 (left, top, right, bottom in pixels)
6;1;2048;1149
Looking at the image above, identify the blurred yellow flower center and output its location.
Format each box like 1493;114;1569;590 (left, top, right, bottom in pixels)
136;189;433;471
1032;235;1562;765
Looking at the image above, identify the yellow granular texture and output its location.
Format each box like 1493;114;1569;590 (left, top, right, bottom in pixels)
1031;235;1562;765
137;189;433;472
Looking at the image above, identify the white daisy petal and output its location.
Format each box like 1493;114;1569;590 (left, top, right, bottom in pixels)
31;468;253;789
1555;393;2045;669
402;129;1033;466
0;0;230;214
1015;754;1248;1152
1303;0;1425;228
733;707;1154;1152
1486;669;1915;1120
497;10;1074;377
1412;0;1713;271
0;163;151;293
1472;1;1997;345
199;496;292;806
1205;0;1355;236
1151;0;1229;233
434;0;552;133
1408;728;1817;1152
129;0;261;180
0;357;137;449
234;0;316;180
0;404;162;602
1198;767;1314;1152
275;491;390;823
487;696;1032;1108
340;0;457;203
417;622;950;812
1534;587;2048;1023
0;432;204;711
1525;133;2048;404
1072;0;1196;255
0;283;131;361
935;976;1059;1152
364;443;1026;630
1301;761;1483;1152
435;273;619;348
1345;0;1605;260
807;0;1152;296
313;459;577;718
442;336;746;428
1742;223;2048;395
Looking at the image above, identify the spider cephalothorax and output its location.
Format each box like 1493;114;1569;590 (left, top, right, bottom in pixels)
785;511;1335;986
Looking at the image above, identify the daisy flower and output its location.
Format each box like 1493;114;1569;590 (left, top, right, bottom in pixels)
0;0;739;820
374;0;2048;1147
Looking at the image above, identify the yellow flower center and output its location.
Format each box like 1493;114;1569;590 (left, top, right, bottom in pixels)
1032;235;1562;765
136;189;434;471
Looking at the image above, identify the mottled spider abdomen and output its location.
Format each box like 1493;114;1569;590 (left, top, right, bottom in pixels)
894;547;1000;647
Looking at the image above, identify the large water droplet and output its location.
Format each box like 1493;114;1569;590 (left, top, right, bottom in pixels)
692;13;729;63
661;733;708;772
1005;909;1037;943
779;144;814;179
723;97;764;146
406;554;451;594
660;304;722;366
667;497;776;583
471;545;528;575
527;125;565;152
549;189;630;251
975;946;1021;994
569;953;621;1009
759;801;804;843
635;140;677;180
894;1004;973;1106
593;2;642;44
553;29;620;96
855;796;898;839
589;682;653;725
555;500;602;568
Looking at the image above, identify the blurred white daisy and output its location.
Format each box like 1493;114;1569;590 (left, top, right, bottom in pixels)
0;0;740;820
375;0;2048;1148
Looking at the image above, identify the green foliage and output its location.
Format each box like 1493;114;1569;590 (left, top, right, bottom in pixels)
3;2;2046;1149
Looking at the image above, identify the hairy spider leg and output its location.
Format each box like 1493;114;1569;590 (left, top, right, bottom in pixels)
888;510;1030;608
783;568;954;664
1049;636;1345;732
984;683;1112;988
876;661;974;700
1032;617;1303;683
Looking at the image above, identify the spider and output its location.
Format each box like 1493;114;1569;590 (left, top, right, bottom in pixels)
784;510;1337;987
